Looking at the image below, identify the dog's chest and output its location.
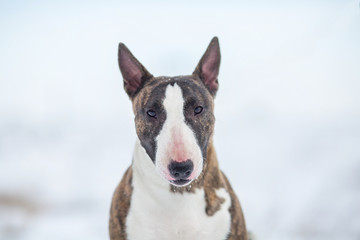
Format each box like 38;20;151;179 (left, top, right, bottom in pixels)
126;175;231;240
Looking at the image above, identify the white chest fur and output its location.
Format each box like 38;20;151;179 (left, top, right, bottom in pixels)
126;140;231;240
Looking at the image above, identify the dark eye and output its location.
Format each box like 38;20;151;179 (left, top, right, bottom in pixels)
147;110;156;118
194;106;203;115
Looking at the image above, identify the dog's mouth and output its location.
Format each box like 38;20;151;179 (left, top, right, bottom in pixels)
170;179;191;186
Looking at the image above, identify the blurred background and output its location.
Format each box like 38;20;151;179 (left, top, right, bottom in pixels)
0;0;359;239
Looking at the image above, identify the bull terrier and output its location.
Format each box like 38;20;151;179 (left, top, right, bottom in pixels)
109;37;248;240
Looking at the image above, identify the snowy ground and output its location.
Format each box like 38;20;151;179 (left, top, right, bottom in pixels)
0;1;359;239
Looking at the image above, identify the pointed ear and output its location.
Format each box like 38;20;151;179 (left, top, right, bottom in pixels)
193;37;221;96
118;43;153;98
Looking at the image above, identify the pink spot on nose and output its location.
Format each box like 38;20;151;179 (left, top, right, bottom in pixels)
167;127;189;163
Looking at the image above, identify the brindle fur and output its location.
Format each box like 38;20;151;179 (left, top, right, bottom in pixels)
109;167;133;240
131;75;215;161
109;37;248;240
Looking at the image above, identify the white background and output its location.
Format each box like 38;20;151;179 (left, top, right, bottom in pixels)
0;1;359;239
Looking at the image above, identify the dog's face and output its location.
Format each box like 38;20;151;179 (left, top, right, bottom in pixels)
118;38;220;187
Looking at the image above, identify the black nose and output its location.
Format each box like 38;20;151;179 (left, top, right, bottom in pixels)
168;160;194;180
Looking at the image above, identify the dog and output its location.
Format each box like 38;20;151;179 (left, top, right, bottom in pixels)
109;37;248;240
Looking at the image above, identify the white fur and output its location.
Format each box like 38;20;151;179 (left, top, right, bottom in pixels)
155;84;203;185
126;140;231;240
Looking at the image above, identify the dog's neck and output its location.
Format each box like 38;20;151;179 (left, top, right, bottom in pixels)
132;138;222;193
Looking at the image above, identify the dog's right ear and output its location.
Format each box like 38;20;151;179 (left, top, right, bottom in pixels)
118;43;153;98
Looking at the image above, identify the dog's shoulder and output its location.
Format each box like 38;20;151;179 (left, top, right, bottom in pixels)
220;171;248;240
109;166;133;240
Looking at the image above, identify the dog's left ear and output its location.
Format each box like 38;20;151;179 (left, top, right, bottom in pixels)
193;37;221;96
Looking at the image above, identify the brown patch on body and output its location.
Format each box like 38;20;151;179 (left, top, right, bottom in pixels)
109;167;133;240
222;171;248;240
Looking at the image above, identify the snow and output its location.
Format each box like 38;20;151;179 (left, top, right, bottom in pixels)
0;0;359;239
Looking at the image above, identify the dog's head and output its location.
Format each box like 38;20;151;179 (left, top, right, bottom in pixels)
118;37;220;187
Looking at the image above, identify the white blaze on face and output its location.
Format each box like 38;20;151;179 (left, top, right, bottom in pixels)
155;84;203;185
